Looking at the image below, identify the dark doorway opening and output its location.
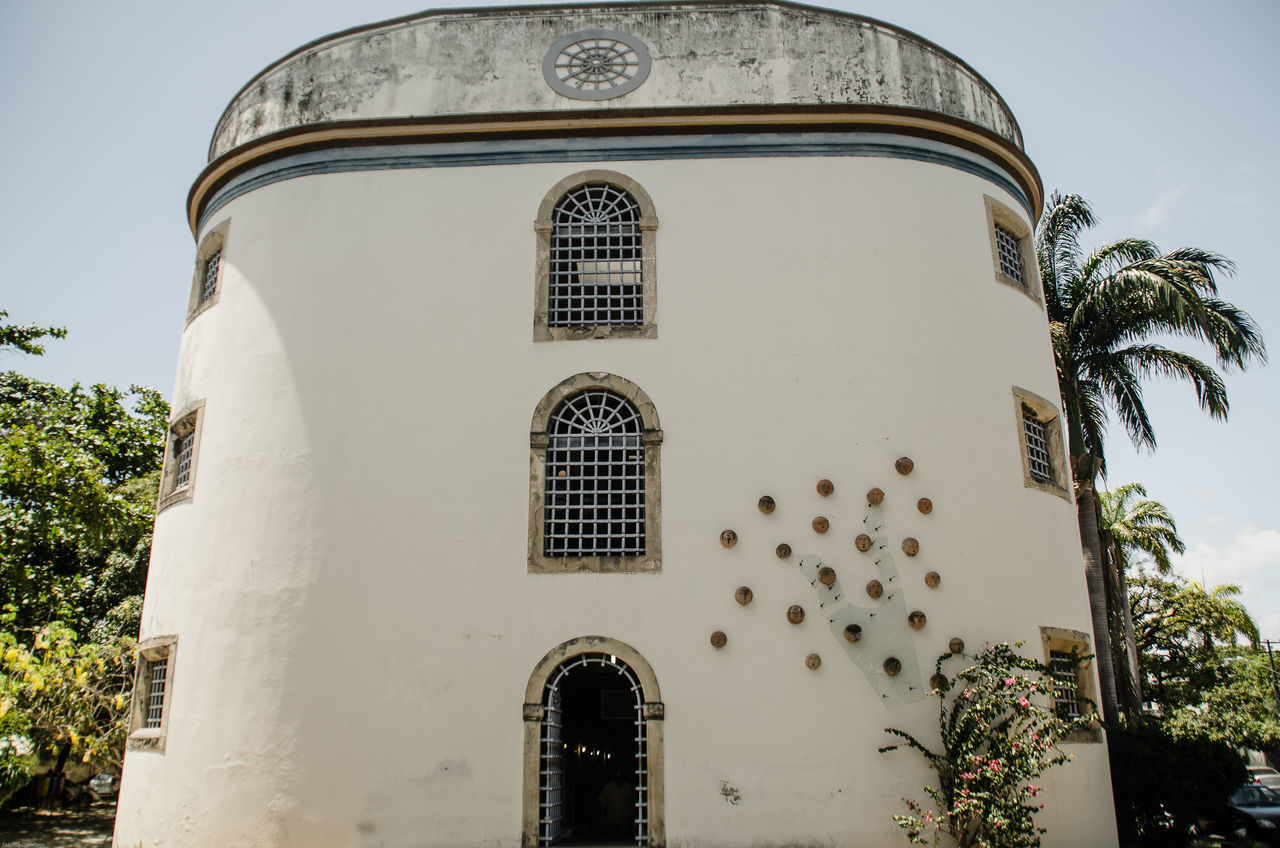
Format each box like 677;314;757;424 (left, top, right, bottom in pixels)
542;654;643;846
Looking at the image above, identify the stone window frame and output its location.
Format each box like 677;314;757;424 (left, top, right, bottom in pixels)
522;635;665;847
534;170;658;341
127;634;178;752
529;372;662;573
1011;387;1070;501
157;400;206;514
984;195;1040;303
1039;626;1102;744
186;220;230;325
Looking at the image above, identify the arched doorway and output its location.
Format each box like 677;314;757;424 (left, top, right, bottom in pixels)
523;637;664;848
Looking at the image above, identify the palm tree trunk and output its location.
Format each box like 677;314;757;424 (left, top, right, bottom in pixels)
1113;557;1143;714
1076;468;1119;724
1103;542;1141;720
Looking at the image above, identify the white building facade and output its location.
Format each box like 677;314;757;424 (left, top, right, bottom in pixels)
115;3;1119;846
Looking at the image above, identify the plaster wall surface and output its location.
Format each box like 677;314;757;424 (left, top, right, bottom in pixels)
209;2;1022;159
116;154;1116;847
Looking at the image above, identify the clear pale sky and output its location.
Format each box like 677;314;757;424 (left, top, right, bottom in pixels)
2;1;1277;631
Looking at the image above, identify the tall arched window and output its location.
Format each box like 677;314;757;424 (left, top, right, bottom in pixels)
530;373;662;573
550;185;642;328
534;171;658;341
545;390;645;557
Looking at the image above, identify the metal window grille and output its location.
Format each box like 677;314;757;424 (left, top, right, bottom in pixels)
995;223;1023;284
1048;651;1080;718
540;653;648;846
174;431;194;489
545;390;645;557
549;184;642;327
1022;413;1052;482
539;685;565;845
202;250;221;303
551;36;643;93
145;657;168;728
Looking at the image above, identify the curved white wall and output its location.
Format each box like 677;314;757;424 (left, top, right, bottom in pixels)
117;154;1116;847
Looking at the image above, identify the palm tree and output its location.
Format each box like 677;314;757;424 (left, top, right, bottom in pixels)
1036;192;1267;722
1099;483;1186;714
1100;483;1185;574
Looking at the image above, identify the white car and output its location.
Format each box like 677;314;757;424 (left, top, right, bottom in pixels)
89;773;119;798
1248;766;1280;791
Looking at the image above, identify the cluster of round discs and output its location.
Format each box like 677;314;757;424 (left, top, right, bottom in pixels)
713;457;966;683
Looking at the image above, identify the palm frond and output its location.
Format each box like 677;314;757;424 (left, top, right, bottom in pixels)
1099;483;1184;573
1036;192;1096;310
1077;239;1162;290
1092;359;1155;451
1193;297;1268;369
1113;345;1230;420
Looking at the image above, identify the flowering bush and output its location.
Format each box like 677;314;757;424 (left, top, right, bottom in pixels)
879;642;1089;847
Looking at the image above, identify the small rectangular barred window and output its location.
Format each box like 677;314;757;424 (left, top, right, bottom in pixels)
201;250;221;303
1022;412;1052;482
995;223;1023;283
174;432;195;489
145;658;168;728
1048;651;1080;718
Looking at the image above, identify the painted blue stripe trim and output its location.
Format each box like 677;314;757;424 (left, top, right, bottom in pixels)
197;132;1031;231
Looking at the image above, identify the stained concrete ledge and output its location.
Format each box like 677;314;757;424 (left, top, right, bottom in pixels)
209;0;1023;160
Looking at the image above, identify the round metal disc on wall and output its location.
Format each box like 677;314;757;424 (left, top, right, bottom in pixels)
776;542;792;559
758;495;776;514
710;630;727;648
543;30;652;100
786;604;805;624
805;653;822;670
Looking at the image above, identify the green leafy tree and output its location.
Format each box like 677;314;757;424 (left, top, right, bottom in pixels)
1130;571;1279;748
1;349;166;639
880;643;1086;847
0;621;134;774
0;710;36;806
1108;720;1246;847
0;309;167;786
0;309;66;357
1036;192;1267;722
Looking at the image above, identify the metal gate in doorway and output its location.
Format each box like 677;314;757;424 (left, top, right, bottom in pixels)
538;652;648;846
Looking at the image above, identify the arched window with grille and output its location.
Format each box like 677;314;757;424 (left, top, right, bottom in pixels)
530;373;662;573
534;171;658;341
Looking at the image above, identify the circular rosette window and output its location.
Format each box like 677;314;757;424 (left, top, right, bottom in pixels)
543;29;652;100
